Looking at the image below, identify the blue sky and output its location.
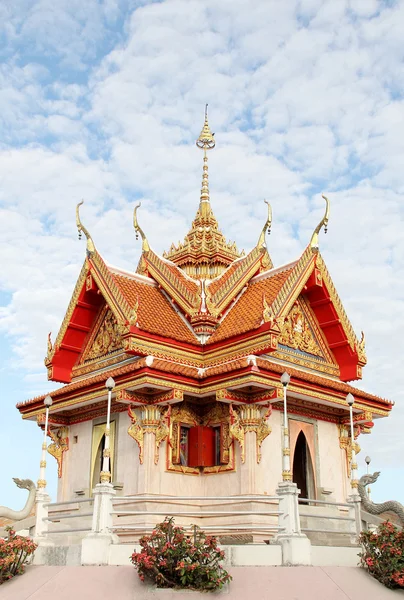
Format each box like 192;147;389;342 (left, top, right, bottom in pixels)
1;0;404;508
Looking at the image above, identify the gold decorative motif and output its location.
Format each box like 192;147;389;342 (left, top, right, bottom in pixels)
339;424;361;477
257;200;272;248
262;294;275;326
40;460;46;468
76;201;95;254
229;405;245;463
282;470;292;481
278;303;322;357
128;406;145;463
356;331;367;365
47;332;52;359
47;426;69;478
128;296;139;327
100;471;111;483
153;406;171;465
255;404;272;463
235;404;272;463
127;405;171;465
37;479;47;488
310;194;330;253
133;202;150;252
86;310;123;361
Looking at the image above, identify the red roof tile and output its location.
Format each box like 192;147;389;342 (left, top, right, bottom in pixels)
111;273;198;345
207;269;293;344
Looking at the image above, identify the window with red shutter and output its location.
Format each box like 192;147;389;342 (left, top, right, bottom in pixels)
188;426;216;468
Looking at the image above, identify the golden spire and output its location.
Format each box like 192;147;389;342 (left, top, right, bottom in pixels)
133;202;150;252
196;104;215;215
76;201;95;255
310;194;330;253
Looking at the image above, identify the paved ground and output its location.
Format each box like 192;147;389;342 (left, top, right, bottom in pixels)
1;566;404;600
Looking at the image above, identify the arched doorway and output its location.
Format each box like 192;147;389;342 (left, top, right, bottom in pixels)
90;421;116;491
292;430;315;500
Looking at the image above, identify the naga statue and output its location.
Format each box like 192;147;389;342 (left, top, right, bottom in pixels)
359;472;404;525
0;478;36;522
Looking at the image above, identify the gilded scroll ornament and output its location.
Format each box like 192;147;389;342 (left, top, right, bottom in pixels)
262;294;275;326
128;297;139;327
153;406;171;465
339;424;361;477
86;311;122;361
238;404;273;464
229;405;245;463
76;201;95;255
255;405;272;463
47;332;52;358
278;303;321;357
128;406;145;463
310;194;329;253
356;331;367;364
127;405;172;465
47;427;69;478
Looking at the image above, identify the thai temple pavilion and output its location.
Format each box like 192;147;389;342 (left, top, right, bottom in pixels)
17;109;392;508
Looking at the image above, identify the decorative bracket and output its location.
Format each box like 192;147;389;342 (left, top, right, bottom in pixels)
47;427;69;478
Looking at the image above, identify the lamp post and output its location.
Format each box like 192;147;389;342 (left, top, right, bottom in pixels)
346;393;358;492
280;372;291;481
100;377;115;484
37;395;53;491
365;455;371;499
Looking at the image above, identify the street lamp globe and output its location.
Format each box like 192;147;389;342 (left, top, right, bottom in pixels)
105;377;116;391
346;393;354;406
44;395;53;407
280;372;291;387
365;456;371;465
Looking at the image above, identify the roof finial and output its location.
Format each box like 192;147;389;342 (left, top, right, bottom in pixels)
133;202;150;252
310;194;330;253
196;104;215;214
257;200;272;247
76;201;95;255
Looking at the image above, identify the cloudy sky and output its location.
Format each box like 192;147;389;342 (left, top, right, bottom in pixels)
0;0;403;507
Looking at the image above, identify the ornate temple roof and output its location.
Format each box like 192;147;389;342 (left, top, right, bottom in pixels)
16;109;392;428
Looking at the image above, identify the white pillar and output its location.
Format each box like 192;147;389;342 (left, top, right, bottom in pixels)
81;483;118;565
34;395;53;546
276;481;311;566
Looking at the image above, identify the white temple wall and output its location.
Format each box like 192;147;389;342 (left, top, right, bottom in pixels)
58;408;349;503
115;411;140;495
316;420;345;502
58;420;92;501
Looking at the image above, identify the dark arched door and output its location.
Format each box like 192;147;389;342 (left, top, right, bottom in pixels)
293;430;315;499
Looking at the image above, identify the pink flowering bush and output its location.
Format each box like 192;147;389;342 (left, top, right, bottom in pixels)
0;528;37;584
131;518;232;591
359;521;404;589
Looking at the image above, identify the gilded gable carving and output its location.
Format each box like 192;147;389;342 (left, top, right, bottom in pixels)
85;310;123;362
278;303;322;357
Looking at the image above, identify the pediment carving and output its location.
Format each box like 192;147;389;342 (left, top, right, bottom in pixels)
84;310;123;362
279;302;323;358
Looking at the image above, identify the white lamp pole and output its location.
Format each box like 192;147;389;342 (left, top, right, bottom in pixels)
365;455;371;499
38;395;53;491
346;393;358;491
281;372;291;481
100;377;115;484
